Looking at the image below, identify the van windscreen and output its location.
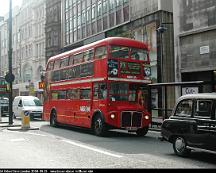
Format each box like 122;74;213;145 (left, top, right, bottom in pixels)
23;99;42;106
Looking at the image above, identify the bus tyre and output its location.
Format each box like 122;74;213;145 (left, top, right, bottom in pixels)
93;115;107;137
173;136;191;157
50;110;57;127
136;127;149;137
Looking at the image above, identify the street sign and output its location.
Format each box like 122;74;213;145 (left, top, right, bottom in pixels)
38;81;45;89
5;73;15;83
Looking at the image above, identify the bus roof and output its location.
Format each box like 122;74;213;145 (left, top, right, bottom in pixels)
48;37;149;62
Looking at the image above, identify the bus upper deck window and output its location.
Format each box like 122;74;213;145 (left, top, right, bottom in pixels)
54;60;61;70
131;48;148;61
84;49;94;61
74;53;84;64
47;62;54;71
111;46;129;59
69;55;74;65
60;57;69;68
95;46;107;59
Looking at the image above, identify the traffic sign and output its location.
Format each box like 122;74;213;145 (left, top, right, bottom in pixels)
5;73;15;83
38;81;45;89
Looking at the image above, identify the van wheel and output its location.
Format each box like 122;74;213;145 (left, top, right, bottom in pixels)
50;110;57;127
173;136;191;157
93;115;107;137
136;127;149;137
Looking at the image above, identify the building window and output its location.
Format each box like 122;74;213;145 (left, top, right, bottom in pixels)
97;19;102;32
92;4;96;20
97;0;102;17
82;26;86;38
109;0;116;11
82;10;86;24
103;16;108;30
92;21;96;34
123;6;129;22
102;0;108;14
109;12;115;27
73;16;77;30
116;9;122;25
87;7;91;22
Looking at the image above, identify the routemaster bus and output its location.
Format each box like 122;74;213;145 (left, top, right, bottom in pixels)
43;37;152;136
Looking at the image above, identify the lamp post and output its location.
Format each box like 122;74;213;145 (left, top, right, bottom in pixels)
8;0;14;125
156;24;167;83
156;22;173;119
18;28;22;82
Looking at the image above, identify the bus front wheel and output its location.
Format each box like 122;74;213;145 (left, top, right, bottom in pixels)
50;110;57;127
93;115;107;137
136;127;149;137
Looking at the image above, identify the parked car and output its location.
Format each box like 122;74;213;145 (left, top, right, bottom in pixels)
0;97;9;116
161;93;216;157
13;96;43;120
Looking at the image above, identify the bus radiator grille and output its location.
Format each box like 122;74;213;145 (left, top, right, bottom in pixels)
121;111;142;128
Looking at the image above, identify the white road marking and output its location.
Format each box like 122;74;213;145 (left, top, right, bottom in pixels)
62;139;123;158
25;132;47;137
10;138;25;142
6;130;47;137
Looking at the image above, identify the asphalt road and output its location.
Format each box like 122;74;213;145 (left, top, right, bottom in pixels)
0;117;216;169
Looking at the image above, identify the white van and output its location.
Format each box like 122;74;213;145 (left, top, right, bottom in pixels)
0;97;9;116
13;96;43;120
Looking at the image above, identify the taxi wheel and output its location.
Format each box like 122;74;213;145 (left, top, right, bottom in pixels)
173;136;191;157
136;127;149;137
50;110;57;127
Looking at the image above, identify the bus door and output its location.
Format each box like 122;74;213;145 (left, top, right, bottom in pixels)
136;85;149;110
77;88;91;127
93;83;107;114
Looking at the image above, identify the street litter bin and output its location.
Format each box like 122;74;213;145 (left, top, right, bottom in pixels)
22;111;30;129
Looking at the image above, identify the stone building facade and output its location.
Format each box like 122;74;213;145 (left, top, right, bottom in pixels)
45;0;62;63
174;0;216;95
0;0;46;99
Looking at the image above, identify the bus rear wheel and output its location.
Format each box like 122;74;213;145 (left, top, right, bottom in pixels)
136;127;149;137
50;110;57;127
93;115;107;137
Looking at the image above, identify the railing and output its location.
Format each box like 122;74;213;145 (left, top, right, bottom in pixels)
151;108;173;128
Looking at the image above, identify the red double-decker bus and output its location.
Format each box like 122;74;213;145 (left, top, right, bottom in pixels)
43;37;152;136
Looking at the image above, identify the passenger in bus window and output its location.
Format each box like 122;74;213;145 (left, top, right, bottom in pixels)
129;91;136;102
137;90;144;106
111;96;116;101
100;84;107;99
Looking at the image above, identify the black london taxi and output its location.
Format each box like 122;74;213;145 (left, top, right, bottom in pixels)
161;93;216;157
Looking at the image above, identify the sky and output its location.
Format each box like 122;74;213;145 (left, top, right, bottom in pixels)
0;0;23;16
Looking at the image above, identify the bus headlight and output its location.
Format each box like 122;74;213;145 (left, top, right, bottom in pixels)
110;113;115;119
144;115;150;120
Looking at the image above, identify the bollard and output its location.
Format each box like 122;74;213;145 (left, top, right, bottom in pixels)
22;111;30;129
